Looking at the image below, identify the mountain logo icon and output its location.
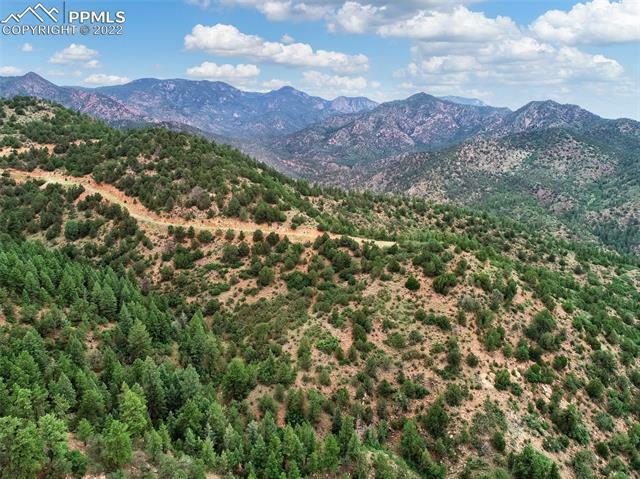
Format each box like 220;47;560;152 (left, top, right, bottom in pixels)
1;3;59;24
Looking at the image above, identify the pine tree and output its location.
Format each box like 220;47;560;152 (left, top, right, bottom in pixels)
38;414;70;478
400;419;424;466
7;420;45;479
423;399;448;438
76;419;94;445
297;339;312;371
101;420;132;469
119;384;149;438
127;319;152;361
222;357;254;400
321;434;340;472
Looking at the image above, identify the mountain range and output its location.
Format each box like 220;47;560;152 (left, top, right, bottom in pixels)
1;72;637;254
0;72;377;139
263;95;612;179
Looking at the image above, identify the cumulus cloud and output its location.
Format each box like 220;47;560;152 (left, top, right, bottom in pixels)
302;70;368;95
21;43;33;53
47;70;82;78
184;0;211;8
84;59;101;69
186;62;260;81
329;2;385;33
220;0;639;47
223;0;480;23
280;33;294;44
219;0;332;21
378;6;518;42
399;38;624;89
50;44;98;65
84;74;130;86
0;66;21;75
184;23;369;72
530;0;640;45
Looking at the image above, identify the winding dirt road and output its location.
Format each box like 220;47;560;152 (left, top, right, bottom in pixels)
2;168;395;247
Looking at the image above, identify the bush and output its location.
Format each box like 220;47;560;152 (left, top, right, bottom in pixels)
433;273;457;295
495;369;511;391
509;445;560;479
491;431;506;452
405;275;420;291
257;266;275;286
444;384;467;407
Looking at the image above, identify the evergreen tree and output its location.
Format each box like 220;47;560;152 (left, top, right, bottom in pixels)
221;358;254;400
321;434;340;472
101;420;132;469
119;385;149;438
127;320;152;361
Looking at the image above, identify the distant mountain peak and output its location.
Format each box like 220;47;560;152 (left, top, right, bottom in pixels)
22;71;45;80
505;99;602;133
406;92;438;102
275;85;298;93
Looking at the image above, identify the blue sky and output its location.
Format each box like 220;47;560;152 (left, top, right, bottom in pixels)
1;0;639;119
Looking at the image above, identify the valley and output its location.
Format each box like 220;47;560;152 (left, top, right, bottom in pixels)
0;97;637;479
2;72;637;256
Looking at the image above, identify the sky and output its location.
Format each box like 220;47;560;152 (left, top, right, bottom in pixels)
1;0;639;119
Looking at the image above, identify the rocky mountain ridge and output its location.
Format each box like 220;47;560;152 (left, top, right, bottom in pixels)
0;72;378;139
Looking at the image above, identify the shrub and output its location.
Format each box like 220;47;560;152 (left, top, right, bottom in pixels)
495;369;511;391
491;431;506;452
316;334;340;355
433;273;457;295
405;276;420;291
509;445;560;479
257;266;275;286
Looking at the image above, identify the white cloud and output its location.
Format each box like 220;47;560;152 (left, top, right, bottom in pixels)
186;62;260;81
184;23;368;72
281;33;294;44
302;70;368;95
47;70;82;78
185;0;211;8
84;59;101;69
50;43;98;65
378;6;518;42
329;2;385;33
84;74;130;86
223;0;481;24
21;43;33;53
530;0;640;45
399;38;624;90
220;0;331;21
0;66;21;75
261;78;291;90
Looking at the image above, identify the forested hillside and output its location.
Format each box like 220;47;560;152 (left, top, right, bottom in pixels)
342;125;640;256
0;98;638;479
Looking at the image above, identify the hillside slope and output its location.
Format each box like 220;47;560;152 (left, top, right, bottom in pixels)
341;124;640;255
0;72;145;126
265;93;511;175
0;98;638;479
263;96;613;178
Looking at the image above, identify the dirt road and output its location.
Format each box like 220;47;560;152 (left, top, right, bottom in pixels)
3;168;395;247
